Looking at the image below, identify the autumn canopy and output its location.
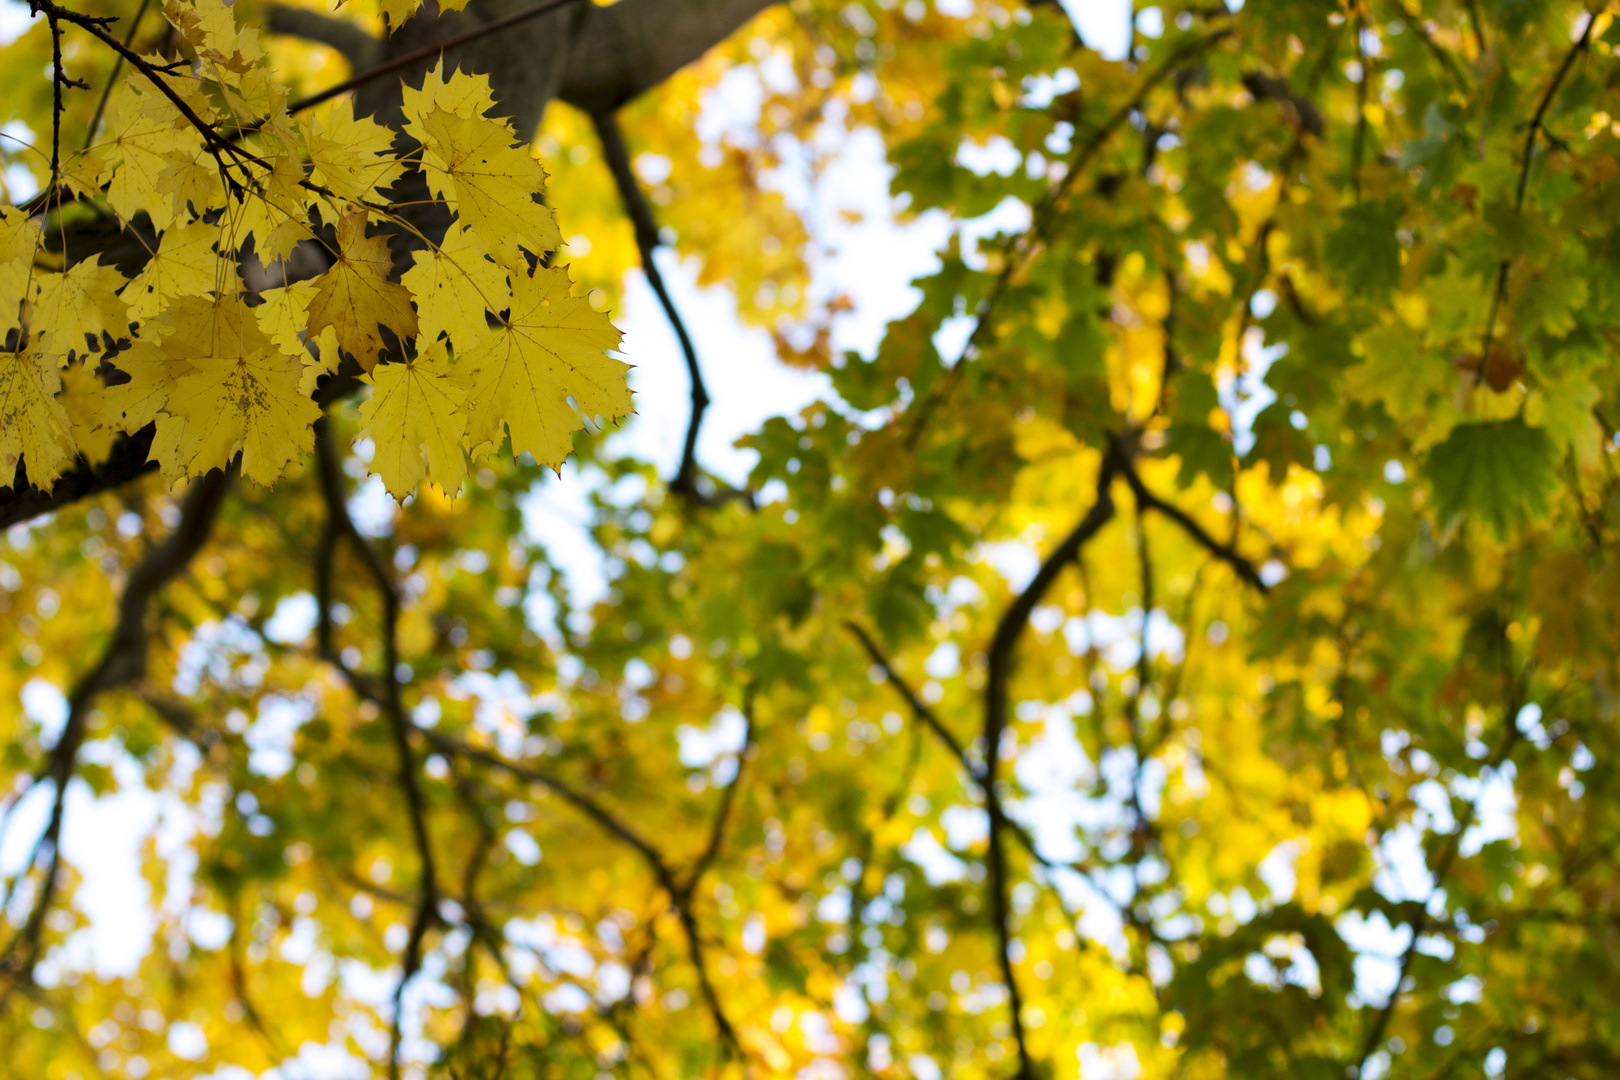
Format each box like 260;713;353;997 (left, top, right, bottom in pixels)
1;0;1617;1078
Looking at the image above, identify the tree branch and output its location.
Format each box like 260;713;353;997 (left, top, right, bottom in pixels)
982;460;1117;1080
1113;449;1271;593
283;0;587;118
591;110;749;508
557;0;780;114
312;418;438;1080
420;729;743;1057
847;619;1107;887
0;466;230;997
1477;13;1594;376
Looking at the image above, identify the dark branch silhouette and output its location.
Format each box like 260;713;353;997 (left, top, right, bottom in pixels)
0;466;230;1000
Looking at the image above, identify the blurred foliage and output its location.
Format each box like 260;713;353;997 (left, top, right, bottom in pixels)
3;0;1620;1079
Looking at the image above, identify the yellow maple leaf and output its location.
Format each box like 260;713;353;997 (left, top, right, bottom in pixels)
227;153;314;264
255;280;319;357
127;220;226;322
0;345;78;489
162;0;263;75
461;264;628;468
32;262;130;363
359;350;470;498
60;361;116;467
97;85;209;231
377;0;425;31
306;211;418;372
401;223;509;350
303;108;405;209
0;207;41;334
255;280;340;393
157;145;226;220
402;63;497;148
146;297;321;485
418;106;561;271
104;295;230;432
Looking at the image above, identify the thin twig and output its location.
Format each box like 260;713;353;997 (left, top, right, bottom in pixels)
1349;657;1528;1073
1113;449;1271;593
81;0;152;151
905;26;1233;442
684;688;754;891
285;0;588;117
421;729;744;1056
1476;13;1595;379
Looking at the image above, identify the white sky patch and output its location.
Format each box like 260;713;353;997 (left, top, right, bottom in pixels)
1459;763;1518;855
0;1;36;46
1374;822;1436;903
1077;1040;1142;1080
247;696;315;778
608;253;829;486
677;706;749;772
900;827;968;885
957;134;1022;177
940;804;989;851
263;591;318;646
57;759;162;977
1337;908;1411;1008
20;677;67;744
958;196;1033;272
1256;840;1302;903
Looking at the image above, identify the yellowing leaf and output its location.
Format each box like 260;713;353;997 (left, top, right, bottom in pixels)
145;296;320;485
1342;321;1447;423
156;144;226;219
377;0;425;31
59;361;116;467
255;280;318;357
306;211;418;371
401;223;509;349
304;108;405;209
32;262;130;362
419;106;561;271
0;346;77;489
359;351;469;498
228;153;315;264
402;63;496;147
256;280;340;393
0;207;41;333
461;264;628;467
162;0;263;74
97;86;208;231
1527;370;1604;469
104;338;187;435
127;220;226;322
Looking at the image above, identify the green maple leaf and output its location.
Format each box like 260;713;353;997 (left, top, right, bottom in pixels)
1324;196;1405;302
1424;418;1556;535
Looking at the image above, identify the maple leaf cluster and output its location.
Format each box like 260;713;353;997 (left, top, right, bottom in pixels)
0;0;629;496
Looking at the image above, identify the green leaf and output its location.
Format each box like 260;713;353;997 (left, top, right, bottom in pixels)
1424;418;1556;535
1324;196;1405;301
